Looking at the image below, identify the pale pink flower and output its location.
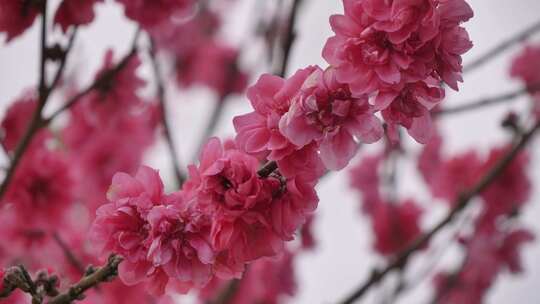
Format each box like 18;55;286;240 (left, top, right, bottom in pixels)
0;0;40;42
280;67;383;169
53;0;103;32
349;152;384;214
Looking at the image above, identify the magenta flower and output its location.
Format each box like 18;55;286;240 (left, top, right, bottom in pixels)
480;147;531;219
233;67;316;161
4;147;75;227
53;0;103;32
280;67;383;169
376;79;445;143
184;138;284;274
90;166;164;287
146;203;215;288
371;199;423;256
0;0;40;42
1;92;51;153
323;0;473;94
510;44;540;117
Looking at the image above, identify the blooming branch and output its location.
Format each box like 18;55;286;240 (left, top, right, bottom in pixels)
339;119;540;304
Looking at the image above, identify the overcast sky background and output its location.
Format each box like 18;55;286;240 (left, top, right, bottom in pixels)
2;0;540;303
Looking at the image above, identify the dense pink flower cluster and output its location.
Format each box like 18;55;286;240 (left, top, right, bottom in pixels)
349;149;424;256
89;135;321;295
323;0;473;142
116;0;194;30
510;44;540;117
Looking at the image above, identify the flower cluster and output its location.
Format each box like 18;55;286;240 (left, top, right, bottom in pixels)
90;137;321;295
349;149;424;256
323;0;473;142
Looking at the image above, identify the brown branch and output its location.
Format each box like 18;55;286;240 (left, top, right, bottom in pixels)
52;233;85;276
149;39;186;187
435;85;540;116
0;0;49;200
47;255;123;304
274;0;303;77
338;120;540;304
464;20;540;74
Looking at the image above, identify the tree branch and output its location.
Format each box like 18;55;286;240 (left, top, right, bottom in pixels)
274;0;303;78
338;120;540;304
149;39;186;187
436;85;540;116
464;20;540;74
47;255;123;304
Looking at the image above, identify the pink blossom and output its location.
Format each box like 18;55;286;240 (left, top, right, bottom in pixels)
431;151;482;203
376;79;445;143
199;250;298;304
174;40;247;98
233;67;316;161
116;0;194;29
510;44;540;117
349;152;384;214
0;0;40;42
417;131;443;186
323;0;472;93
3;146;75;227
370;199;423;256
280;67;383;169
53;0;103;32
184;138;283;275
1;92;50;153
146;203;215;288
480;146;531;218
89;166;165;288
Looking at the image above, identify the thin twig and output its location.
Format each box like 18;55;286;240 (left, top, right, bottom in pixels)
464;20;540;74
149;39;186;187
52;233;85;275
338;120;540;304
47;255;123;304
274;0;303;77
436;85;539;116
0;0;49;200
